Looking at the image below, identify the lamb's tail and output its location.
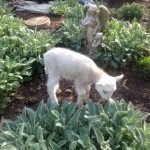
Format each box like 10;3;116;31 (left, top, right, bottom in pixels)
43;53;49;74
44;67;48;74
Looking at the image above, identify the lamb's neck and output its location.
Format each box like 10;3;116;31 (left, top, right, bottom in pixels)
91;67;106;83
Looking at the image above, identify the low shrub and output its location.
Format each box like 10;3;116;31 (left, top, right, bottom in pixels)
0;99;150;149
55;3;84;51
137;55;150;79
0;0;11;15
118;2;146;22
50;0;78;15
56;19;84;51
0;5;60;112
95;19;150;69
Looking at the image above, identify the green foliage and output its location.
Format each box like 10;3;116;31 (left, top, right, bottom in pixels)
66;3;84;23
118;2;146;22
137;55;150;78
50;1;84;51
95;19;150;69
0;6;60;112
56;19;84;51
0;99;150;149
50;0;78;15
109;8;117;19
0;0;11;15
55;4;84;51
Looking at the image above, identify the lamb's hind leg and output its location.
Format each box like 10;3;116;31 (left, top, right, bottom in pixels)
47;75;60;106
75;81;86;108
56;84;61;94
83;84;91;104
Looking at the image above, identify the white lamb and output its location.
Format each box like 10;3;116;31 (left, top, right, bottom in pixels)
44;47;123;107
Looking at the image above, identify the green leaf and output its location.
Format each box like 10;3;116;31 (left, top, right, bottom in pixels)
67;131;80;142
127;102;135;112
88;99;95;116
95;103;104;115
83;134;91;148
15;139;24;148
49;141;61;150
37;127;44;141
1;144;18;150
69;141;77;150
111;60;118;69
135;128;146;146
115;132;123;145
93;127;104;144
51;110;61;120
57;140;67;147
47;132;55;142
67;102;77;118
69;111;81;131
24;135;35;149
55;122;65;129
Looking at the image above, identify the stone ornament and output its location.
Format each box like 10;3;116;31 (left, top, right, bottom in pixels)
80;3;109;57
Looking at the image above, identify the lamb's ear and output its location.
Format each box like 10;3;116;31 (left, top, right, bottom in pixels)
115;74;124;82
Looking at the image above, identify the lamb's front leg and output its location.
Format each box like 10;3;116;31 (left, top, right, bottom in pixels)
83;84;91;104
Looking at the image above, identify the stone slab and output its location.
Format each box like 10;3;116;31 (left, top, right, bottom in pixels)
16;4;51;14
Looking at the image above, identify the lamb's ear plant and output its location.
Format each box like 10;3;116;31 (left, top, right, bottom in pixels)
118;2;146;22
137;55;150;79
50;0;78;16
55;3;84;52
56;19;84;51
95;19;150;69
0;4;60;112
0;99;149;150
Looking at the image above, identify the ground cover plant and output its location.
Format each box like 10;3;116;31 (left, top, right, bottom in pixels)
50;0;78;15
53;2;84;51
0;0;150;149
118;2;146;22
51;1;150;69
0;1;60;113
137;55;150;79
95;19;150;68
0;0;149;112
0;99;150;149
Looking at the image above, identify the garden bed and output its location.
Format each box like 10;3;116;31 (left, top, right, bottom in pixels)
1;0;150;123
3;64;150;122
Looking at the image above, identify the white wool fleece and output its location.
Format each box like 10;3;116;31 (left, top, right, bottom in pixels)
44;47;123;107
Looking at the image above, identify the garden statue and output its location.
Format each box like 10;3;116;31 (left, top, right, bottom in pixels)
92;32;104;48
80;3;109;57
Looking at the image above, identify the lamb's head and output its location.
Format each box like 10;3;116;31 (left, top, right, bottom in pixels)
95;74;123;101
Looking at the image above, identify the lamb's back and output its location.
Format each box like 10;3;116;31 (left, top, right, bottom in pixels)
44;47;97;79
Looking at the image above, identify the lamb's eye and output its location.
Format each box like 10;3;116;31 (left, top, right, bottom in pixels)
103;90;107;94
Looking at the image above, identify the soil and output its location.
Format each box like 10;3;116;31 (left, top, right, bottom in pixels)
2;0;150;122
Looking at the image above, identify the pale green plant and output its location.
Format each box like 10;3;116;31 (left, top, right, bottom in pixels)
0;99;149;149
118;2;146;22
95;19;150;69
0;5;60;112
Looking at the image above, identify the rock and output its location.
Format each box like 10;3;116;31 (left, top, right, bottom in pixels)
16;4;51;14
7;0;37;7
24;1;37;5
79;0;94;4
25;16;51;29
